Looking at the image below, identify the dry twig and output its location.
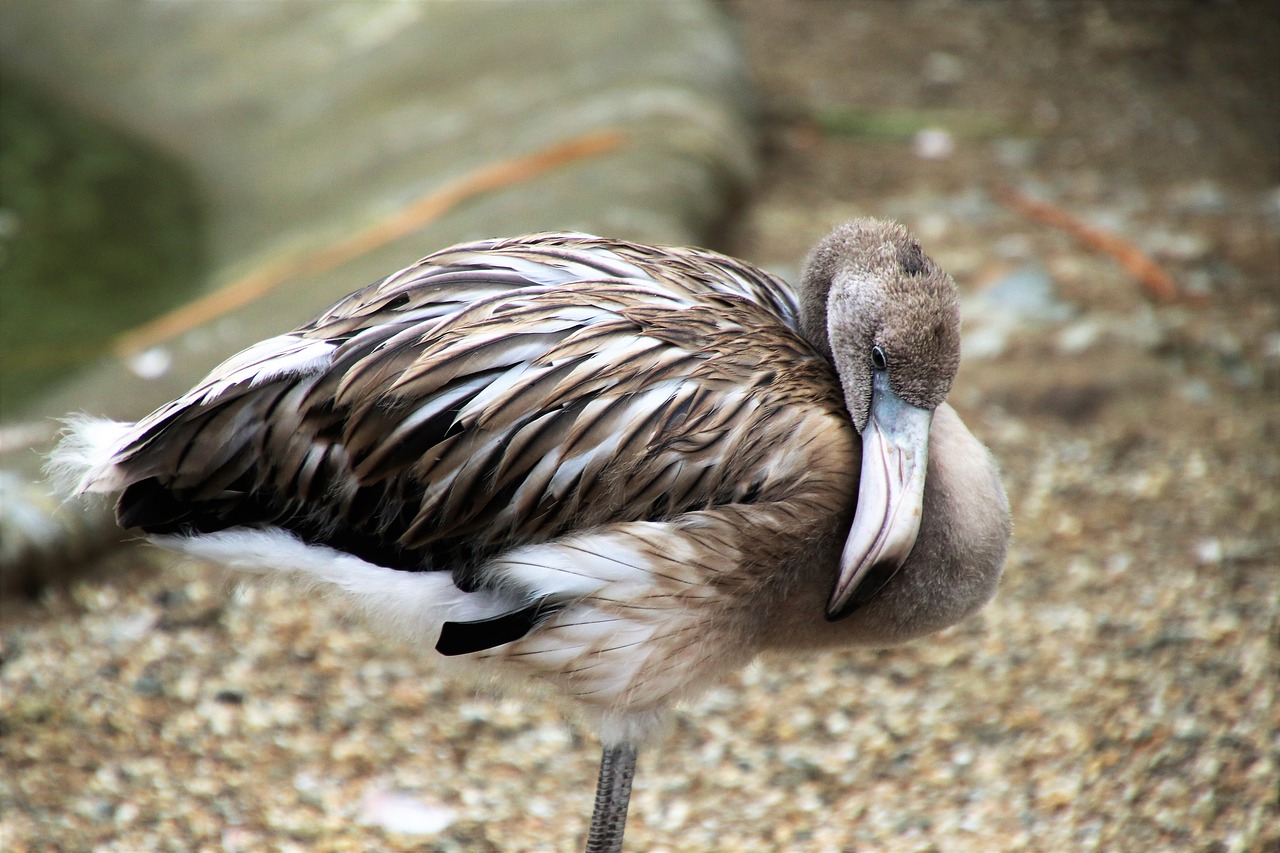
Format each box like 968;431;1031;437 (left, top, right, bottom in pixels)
112;129;628;358
992;183;1181;302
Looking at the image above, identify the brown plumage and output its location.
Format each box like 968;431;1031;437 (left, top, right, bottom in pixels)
53;220;1010;851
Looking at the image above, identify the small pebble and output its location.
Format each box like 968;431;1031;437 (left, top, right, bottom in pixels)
962;265;1076;358
126;346;173;380
1167;180;1228;215
922;51;964;86
1141;228;1212;263
914;128;955;160
992;137;1038;170
358;788;458;835
1195;538;1224;565
1178;377;1214;404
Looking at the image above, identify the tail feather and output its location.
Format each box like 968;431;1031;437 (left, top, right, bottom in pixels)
46;417;138;498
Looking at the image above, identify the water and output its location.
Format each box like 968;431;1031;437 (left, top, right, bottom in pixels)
0;71;205;417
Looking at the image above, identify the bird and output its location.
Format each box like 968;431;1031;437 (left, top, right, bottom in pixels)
52;219;1011;851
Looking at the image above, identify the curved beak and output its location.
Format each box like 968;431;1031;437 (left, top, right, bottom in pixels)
827;372;932;621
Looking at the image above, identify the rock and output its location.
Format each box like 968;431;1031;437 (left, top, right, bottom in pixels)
1167;180;1229;215
1055;306;1165;355
961;264;1076;359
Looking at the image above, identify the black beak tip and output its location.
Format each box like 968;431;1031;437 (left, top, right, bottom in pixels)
825;560;903;622
825;597;861;622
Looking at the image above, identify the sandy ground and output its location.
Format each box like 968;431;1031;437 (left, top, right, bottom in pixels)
3;2;1278;851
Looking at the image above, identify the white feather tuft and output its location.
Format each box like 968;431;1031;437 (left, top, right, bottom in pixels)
46;417;138;497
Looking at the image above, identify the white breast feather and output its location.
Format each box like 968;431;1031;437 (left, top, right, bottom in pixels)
492;525;665;598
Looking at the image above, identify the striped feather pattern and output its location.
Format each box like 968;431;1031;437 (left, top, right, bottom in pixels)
68;232;860;716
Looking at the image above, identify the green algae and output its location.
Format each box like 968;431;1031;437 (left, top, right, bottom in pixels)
0;71;205;417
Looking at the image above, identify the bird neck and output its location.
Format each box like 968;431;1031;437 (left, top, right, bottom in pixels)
761;404;1010;652
796;267;835;362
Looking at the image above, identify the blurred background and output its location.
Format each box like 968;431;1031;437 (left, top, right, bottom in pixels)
2;1;1276;850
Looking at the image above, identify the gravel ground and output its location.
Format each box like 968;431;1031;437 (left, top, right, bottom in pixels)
3;2;1278;851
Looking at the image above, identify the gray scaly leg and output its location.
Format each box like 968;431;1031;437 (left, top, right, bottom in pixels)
585;743;638;853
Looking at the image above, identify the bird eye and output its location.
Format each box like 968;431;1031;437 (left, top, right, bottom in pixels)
871;345;888;371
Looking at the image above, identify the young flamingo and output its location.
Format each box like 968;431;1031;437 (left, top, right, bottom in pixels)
54;219;1010;851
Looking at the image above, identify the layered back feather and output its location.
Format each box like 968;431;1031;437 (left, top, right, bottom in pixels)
74;234;851;592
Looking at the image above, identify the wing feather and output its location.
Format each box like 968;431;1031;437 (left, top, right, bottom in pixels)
87;231;853;628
